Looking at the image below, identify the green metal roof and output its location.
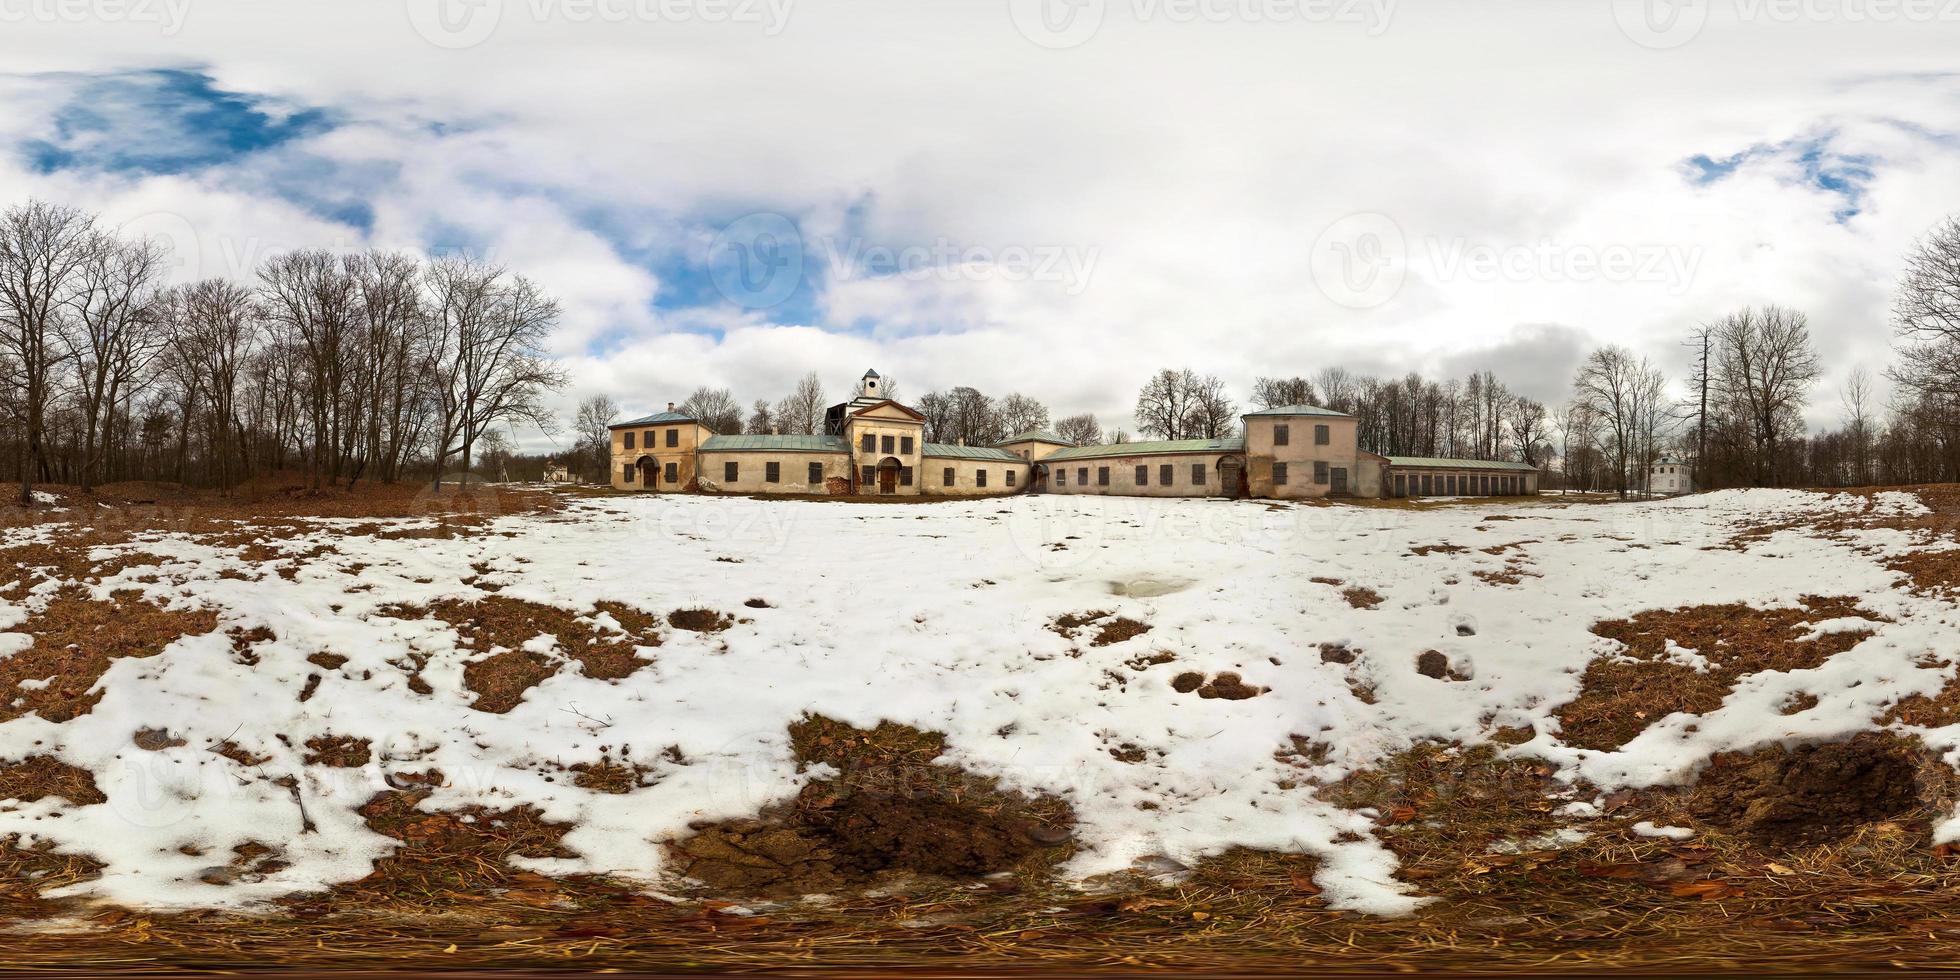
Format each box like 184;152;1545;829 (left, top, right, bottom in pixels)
1386;456;1539;472
1243;404;1352;418
923;443;1022;461
1043;437;1245;462
699;434;850;454
610;411;697;428
995;430;1071;447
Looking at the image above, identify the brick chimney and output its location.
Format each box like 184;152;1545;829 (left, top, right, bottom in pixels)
771;425;780;435
667;402;675;412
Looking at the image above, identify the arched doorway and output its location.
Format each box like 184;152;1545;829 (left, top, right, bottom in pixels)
1216;455;1247;499
1031;463;1049;493
635;455;657;488
876;456;903;495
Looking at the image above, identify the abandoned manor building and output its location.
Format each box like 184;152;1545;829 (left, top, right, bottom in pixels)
609;370;1541;500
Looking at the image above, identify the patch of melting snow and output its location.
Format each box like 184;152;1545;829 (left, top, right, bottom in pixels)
1106;575;1191;597
1632;821;1696;840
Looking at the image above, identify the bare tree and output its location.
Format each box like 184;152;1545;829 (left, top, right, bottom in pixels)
574;394;619;481
1509;395;1547;466
773;372;825;435
1841;367;1874;486
1054;412;1100;446
67;232;168;491
1572;345;1648;499
679;386;743;435
349;250;425;484
174;280;261;490
420;257;566;489
1184;373;1238;438
1251;376;1317;409
1134;368;1197;440
1891;214;1960;403
746;399;776;434
0;200;96;503
995;392;1050;435
944;387;999;445
259;249;361;489
1713;305;1820;486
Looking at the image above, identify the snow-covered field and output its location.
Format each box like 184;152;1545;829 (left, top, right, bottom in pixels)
3;488;1957;915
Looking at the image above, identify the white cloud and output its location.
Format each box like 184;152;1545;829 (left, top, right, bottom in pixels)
1;0;1957;441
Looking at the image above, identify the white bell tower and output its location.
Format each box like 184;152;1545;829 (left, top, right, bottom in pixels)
858;368;882;399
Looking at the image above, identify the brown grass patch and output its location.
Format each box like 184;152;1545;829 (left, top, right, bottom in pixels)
0;588;217;724
384;597;662;712
1049;610;1151;646
1409;544;1467;556
303;736;373;768
1556;596;1879;751
1341;586;1383;609
667;608;732;633
0;756;106;805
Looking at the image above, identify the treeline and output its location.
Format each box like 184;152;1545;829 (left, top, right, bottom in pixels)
0;199;565;502
1559;214;1960;497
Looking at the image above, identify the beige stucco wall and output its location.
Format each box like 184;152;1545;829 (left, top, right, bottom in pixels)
1042;453;1234;497
922;456;1030;496
694;451;850;494
1242;415;1363;499
611;421;711;490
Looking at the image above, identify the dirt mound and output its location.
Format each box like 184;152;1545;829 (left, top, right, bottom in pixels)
670;716;1071;896
1687;734;1927;848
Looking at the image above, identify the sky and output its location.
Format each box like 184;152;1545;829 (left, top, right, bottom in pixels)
2;0;1957;451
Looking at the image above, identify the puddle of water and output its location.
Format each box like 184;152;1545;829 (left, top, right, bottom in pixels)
1108;576;1191;597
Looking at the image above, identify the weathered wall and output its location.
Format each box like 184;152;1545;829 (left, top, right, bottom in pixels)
921;457;1031;496
1043;453;1230;497
611;422;711;491
694;451;850;495
1242;415;1362;499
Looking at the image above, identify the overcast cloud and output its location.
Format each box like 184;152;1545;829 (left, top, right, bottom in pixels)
2;0;1956;448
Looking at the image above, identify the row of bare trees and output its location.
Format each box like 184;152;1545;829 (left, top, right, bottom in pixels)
0;199;565;503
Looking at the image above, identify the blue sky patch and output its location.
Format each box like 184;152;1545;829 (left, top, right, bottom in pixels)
20;68;335;177
1681;133;1877;222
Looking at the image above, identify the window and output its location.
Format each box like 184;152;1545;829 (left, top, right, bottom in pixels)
1191;463;1206;485
881;434;895;454
861;465;875;484
1135;465;1148;485
900;466;914;486
1160;464;1173;485
1005;470;1016;486
809;462;823;484
1394;474;1407;497
1055;469;1066;487
666;428;678;448
944;467;956;485
977;469;988;488
1421;474;1433;495
623;431;635;450
725;461;739;482
900;436;914;455
1315;424;1330;445
644;431;654;448
622;463;635;482
664;462;678;484
765;461;780;483
1273;462;1288;485
1098;467;1110;486
1273;424;1289;446
1314;461;1329;484
1078;467;1088;485
861;433;875;453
